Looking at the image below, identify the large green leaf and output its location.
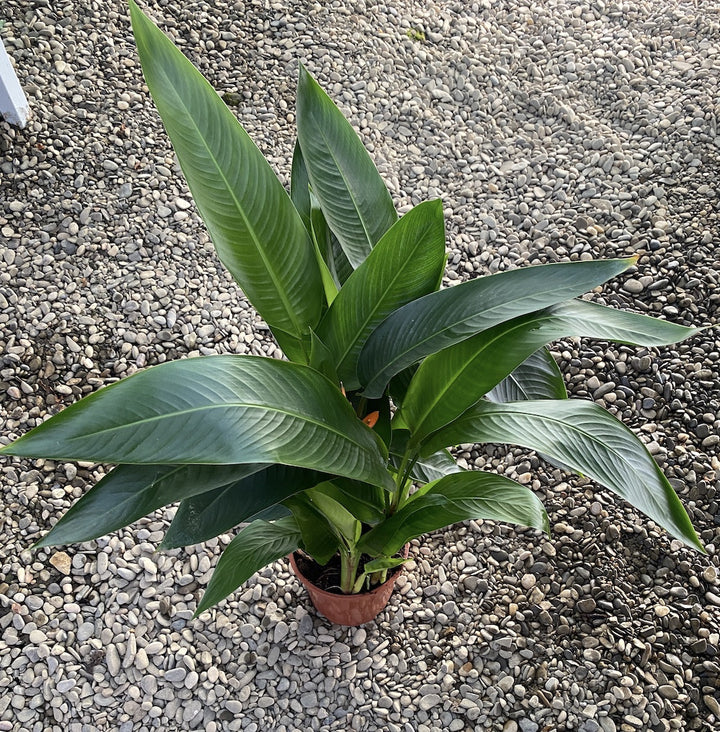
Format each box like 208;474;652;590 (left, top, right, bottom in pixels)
1;356;393;490
195;517;301;615
296;64;397;268
358;472;549;556
402;299;702;443
318;479;387;525
283;493;340;564
32;463;267;548
317;200;446;389
161;465;322;549
129;1;323;360
422;399;704;552
489;348;567;403
358;258;636;397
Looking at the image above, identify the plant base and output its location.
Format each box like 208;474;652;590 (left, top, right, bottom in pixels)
289;547;408;626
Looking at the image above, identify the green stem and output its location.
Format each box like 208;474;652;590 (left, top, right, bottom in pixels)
339;546;360;594
397;455;419;509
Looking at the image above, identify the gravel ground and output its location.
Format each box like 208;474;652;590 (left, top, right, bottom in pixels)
1;0;719;730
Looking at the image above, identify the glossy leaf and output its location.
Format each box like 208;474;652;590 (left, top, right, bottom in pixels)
317;200;446;389
284;493;340;564
290;140;312;233
319;479;386;524
403;298;701;443
358;471;549;556
33;463;268;549
358;258;636;397
390;430;460;484
296;64;397;268
195;518;301;615
422;399;704;552
306;484;362;545
488;348;567;403
1;356;393;490
161;465;322;549
129;2;323;359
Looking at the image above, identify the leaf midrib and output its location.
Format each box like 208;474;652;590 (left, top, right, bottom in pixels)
334;217;436;370
61;401;374;455
363;277;603;388
154;48;304;335
409;310;556;438
467;405;669;518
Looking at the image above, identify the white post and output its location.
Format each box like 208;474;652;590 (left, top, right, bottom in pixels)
0;38;30;128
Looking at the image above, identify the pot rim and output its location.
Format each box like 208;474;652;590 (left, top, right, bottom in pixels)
289;546;409;600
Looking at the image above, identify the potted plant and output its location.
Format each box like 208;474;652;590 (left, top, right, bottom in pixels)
0;1;705;626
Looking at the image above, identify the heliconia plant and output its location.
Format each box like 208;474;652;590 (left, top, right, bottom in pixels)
0;1;705;619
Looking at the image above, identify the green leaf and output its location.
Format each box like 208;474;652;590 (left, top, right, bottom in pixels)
403;298;701;443
317;200;446;389
129;1;323;359
195;517;301;615
296;64;397;268
2;355;393;490
358;258;637;397
290;140;312;233
358;471;549;556
306;484;362;545
488;348;567;403
32;463;267;548
318;479;387;525
352;555;407;593
283;493;340;564
422;399;705;552
308;330;340;384
161;465;322;549
390;429;460;484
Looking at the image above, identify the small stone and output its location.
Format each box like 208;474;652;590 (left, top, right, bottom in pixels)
49;552;72;576
77;622;95;642
658;684;678;700
164;668;187;683
106;645;121;676
622;278;644;294
419;693;442;711
654;604;670;617
577;598;596;613
28;630;46;644
273;621;289;643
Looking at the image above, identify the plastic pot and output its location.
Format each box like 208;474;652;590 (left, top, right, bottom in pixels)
289;546;409;626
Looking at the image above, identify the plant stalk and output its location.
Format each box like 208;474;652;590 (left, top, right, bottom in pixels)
339;547;360;594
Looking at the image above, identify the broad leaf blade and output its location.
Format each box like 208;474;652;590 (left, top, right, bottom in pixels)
296;64;397;268
320;479;387;524
422;399;704;552
358;258;637;397
317;200;446;389
489;348;567;403
161;465;322;549
2;355;393;490
32;463;268;548
284;493;340;564
196;517;301;614
358;472;549;556
129;2;323;357
403;298;701;442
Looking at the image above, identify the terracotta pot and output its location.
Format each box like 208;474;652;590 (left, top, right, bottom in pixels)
289;547;409;626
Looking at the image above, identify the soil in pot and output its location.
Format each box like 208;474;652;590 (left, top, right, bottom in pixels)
290;547;409;626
